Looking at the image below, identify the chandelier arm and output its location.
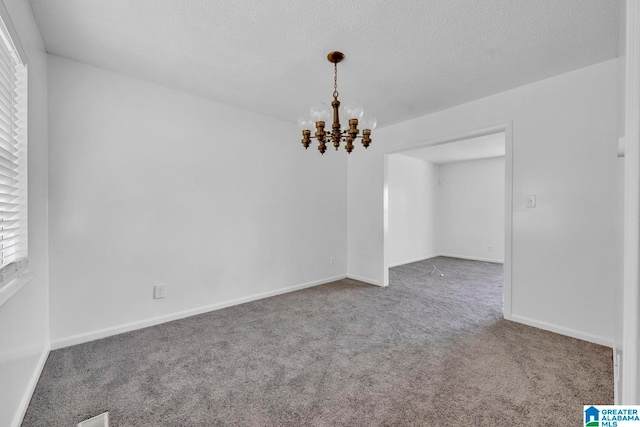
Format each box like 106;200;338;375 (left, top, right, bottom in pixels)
315;131;373;139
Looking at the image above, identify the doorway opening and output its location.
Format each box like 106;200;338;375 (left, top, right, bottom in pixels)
382;124;513;318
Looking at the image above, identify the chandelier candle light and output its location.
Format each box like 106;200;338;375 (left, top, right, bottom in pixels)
299;51;376;154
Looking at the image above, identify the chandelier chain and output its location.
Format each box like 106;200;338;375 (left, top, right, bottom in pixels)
333;62;339;99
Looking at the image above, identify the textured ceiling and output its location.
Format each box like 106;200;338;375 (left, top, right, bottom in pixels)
28;0;619;128
401;132;505;165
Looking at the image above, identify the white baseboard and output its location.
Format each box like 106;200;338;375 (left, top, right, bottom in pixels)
387;254;440;268
51;275;347;350
438;253;504;264
12;343;50;427
509;314;613;348
347;274;383;287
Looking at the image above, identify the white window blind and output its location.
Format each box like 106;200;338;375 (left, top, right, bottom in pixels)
0;14;27;287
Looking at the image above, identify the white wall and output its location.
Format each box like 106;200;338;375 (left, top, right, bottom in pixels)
0;1;49;426
439;157;505;263
387;154;439;266
47;55;347;347
348;59;619;345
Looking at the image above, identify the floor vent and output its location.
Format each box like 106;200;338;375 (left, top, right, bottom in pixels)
77;412;109;427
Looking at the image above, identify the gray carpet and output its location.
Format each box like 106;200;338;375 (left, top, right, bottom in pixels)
23;257;613;426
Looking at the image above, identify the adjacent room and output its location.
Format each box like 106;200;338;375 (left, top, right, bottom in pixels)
1;0;639;426
386;132;506;266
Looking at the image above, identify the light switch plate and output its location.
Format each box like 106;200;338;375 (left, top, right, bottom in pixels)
526;195;536;208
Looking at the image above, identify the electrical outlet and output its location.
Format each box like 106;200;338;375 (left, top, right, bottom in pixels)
329;257;335;267
154;284;166;299
488;245;492;252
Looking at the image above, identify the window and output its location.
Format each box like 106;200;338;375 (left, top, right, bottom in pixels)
0;8;27;288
